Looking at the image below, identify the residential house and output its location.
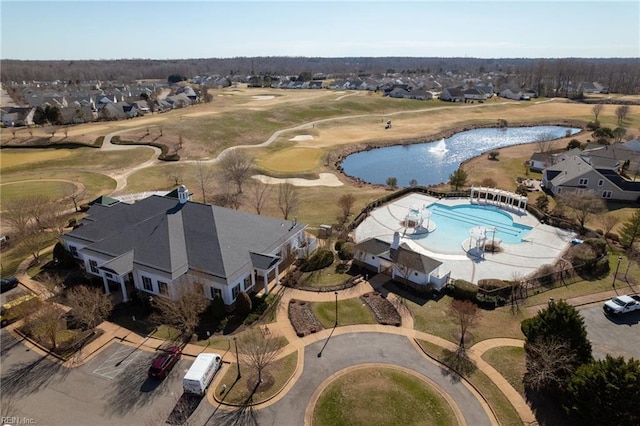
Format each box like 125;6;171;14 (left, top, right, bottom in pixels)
1;107;35;127
439;87;464;102
463;88;486;102
354;232;449;291
541;154;640;202
388;87;411;99
409;88;433;101
61;186;310;306
528;148;582;172
166;93;192;108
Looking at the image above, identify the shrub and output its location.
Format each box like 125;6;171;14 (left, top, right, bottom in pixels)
583;238;607;257
337;242;355;260
488;150;500;160
586;120;600;130
535;264;558;287
235;291;252;315
476;293;497;310
448;279;478;301
567;139;582;150
300;249;334;272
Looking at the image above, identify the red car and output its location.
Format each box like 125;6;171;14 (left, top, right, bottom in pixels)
148;346;182;379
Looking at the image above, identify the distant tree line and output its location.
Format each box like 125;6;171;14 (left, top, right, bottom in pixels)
1;57;639;94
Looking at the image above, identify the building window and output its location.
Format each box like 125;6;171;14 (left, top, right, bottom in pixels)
598;179;604;187
578;178;588;186
89;260;99;274
602;190;612;199
142;276;153;292
210;287;222;300
244;275;253;291
232;284;240;300
414;272;419;276
158;281;168;295
105;272;113;279
69;245;78;257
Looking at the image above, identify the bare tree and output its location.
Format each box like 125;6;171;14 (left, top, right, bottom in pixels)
599;215;620;241
238;329;282;386
615;105;630;124
524;337;577;392
248;180;271;215
337;193;356;223
19;226;50;263
219;149;254;194
448;299;479;354
69;187;85;212
66;285;113;329
558;191;606;230
194;160;215;203
613;127;627;143
40;208;69;237
2;196;50;234
150;281;210;340
536;132;555;153
591;104;604;121
277;183;299;220
24;303;66;351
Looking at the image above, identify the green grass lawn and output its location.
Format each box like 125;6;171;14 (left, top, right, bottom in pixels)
409;294;526;344
1;180;78;205
481;346;526;397
313;366;457;426
311;298;376;329
417;339;523;426
213;351;297;404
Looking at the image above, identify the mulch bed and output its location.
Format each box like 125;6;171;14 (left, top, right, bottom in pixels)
360;292;401;326
288;299;324;337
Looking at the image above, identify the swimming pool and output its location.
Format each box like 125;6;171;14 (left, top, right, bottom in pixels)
411;203;532;254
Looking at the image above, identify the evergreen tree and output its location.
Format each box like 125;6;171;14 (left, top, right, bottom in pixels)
564;356;640;425
619;209;640;249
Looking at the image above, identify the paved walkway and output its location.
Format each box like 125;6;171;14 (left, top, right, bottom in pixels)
16;268;636;425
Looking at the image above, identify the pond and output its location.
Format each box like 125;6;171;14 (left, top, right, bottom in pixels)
340;126;581;187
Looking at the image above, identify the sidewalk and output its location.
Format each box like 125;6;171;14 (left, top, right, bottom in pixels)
526;283;640;315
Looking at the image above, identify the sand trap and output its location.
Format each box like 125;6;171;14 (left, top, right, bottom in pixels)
289;134;314;141
252;173;343;187
252;95;275;100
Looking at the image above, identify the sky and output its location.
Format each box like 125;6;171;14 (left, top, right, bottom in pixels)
1;1;639;60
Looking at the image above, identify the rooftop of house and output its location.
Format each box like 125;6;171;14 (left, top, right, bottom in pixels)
65;194;306;284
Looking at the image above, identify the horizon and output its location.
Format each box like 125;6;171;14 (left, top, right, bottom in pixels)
1;1;639;61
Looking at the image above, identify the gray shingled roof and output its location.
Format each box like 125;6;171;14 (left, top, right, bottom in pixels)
65;195;305;284
355;238;441;274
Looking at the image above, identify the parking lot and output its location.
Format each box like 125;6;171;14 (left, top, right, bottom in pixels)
580;305;640;360
0;334;206;425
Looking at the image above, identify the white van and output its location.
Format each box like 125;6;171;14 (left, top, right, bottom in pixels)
183;353;222;395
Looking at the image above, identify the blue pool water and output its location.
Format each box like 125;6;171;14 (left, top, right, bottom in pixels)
415;203;532;254
341;126;581;187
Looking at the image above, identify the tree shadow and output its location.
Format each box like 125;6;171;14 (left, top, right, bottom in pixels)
102;351;169;418
166;393;203;425
0;332;26;359
525;388;570;426
212;394;260;426
0;354;71;397
438;348;477;383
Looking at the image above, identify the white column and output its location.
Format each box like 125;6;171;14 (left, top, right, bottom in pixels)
119;278;129;302
102;277;111;295
275;264;280;284
251;272;256;289
263;273;269;295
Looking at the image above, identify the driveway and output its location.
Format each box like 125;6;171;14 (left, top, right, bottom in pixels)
0;333;203;425
580;305;640;360
200;332;492;426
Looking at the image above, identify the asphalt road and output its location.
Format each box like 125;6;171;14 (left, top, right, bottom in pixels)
580;304;640;360
200;332;492;426
0;333;205;426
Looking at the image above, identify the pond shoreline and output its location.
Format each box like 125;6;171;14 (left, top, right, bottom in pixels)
333;119;586;189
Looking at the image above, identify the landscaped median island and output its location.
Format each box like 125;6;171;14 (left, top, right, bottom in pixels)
213;351;297;405
312;366;458;426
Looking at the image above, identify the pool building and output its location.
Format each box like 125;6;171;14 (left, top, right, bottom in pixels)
353;192;575;290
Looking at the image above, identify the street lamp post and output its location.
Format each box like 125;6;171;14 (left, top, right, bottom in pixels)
612;256;622;289
234;337;241;379
334;291;338;327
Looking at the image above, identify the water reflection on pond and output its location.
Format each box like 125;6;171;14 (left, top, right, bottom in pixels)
340;126;580;186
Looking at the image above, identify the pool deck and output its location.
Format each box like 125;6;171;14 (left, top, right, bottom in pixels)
354;193;575;283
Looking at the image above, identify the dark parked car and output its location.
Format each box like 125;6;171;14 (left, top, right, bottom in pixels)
148;346;182;379
0;276;19;293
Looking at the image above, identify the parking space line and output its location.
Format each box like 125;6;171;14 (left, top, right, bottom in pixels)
93;346;143;379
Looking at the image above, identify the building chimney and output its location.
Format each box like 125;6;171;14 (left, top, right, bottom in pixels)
177;185;190;204
391;231;400;251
